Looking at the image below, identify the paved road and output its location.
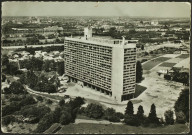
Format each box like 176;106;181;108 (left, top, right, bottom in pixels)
24;85;60;102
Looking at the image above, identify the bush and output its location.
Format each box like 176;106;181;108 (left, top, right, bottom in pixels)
2;115;15;126
164;110;174;125
124;114;140;126
108;114;120;122
115;112;124;119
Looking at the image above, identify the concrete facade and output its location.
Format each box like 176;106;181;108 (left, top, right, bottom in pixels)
64;28;136;102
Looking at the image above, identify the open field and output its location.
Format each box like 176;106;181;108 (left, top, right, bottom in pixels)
159;62;176;67
176;54;189;58
56;123;189;134
143;57;170;70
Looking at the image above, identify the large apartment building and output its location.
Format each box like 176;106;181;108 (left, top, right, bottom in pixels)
64;27;136;102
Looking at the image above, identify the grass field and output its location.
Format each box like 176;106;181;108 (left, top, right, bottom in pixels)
56;123;189;134
143;57;171;70
159;62;176;67
176;54;189;59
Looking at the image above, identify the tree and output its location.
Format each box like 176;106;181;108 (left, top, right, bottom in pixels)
103;108;116;120
52;107;62;123
2;102;21;116
19;95;36;106
2;115;15;126
9;81;25;94
164;110;174;125
137;105;144;119
8;63;18;75
125;101;134;116
43;60;53;72
57;61;65;76
20;105;51;122
85;103;104;119
60;111;72;125
4;87;11;94
175;111;186;124
141;45;144;50
148;104;159;124
45;84;57;93
174;88;189;122
136;61;143;83
26;70;38;89
70;97;85;109
46;99;53;104
36;96;43;102
35;113;54;133
2;55;9;66
2;74;6;82
59;99;65;106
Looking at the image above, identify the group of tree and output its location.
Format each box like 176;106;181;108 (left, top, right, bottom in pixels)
19;57;64;75
124;101;172;127
19;70;59;93
19;57;43;71
174;88;189;123
4;81;26;94
2;55;18;75
35;97;85;133
2;94;36;117
78;103;124;122
16;45;64;54
164;70;189;86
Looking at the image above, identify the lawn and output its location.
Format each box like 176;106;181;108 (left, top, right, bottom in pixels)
159;62;177;67
56;123;189;134
143;57;171;70
176;54;189;59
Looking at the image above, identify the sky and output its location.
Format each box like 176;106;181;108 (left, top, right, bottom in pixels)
2;2;191;18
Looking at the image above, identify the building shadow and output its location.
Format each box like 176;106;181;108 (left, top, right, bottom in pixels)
134;84;147;98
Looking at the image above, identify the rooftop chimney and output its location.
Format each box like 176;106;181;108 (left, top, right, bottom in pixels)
121;36;125;45
84;27;92;40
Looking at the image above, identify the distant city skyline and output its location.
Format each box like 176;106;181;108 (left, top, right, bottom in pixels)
2;2;190;18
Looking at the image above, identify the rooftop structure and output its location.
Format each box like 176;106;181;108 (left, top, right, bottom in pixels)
64;27;136;102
